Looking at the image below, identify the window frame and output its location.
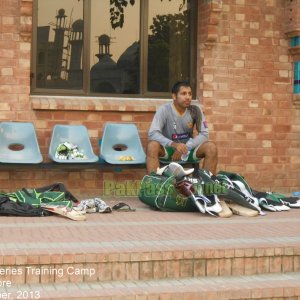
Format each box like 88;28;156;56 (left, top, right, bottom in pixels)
30;0;198;98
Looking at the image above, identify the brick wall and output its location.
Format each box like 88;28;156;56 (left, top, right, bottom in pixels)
0;0;299;197
199;0;300;192
285;0;300;34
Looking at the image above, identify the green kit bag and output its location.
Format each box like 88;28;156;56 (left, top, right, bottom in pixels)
138;173;202;212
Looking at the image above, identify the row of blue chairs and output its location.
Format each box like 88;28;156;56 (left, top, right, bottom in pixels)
0;122;146;164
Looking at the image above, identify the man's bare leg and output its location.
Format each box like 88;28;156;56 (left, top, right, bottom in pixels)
146;141;165;174
196;141;218;174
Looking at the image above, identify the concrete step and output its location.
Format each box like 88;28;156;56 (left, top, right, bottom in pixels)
1;207;300;284
1;245;300;284
3;272;300;299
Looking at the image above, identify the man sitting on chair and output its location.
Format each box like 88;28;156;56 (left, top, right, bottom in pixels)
146;81;218;174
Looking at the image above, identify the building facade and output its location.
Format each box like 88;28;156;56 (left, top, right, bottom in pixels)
0;0;300;196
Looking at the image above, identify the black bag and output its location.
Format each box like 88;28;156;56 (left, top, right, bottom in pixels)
0;196;50;217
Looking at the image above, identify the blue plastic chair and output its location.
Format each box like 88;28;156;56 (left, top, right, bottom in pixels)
100;123;146;164
49;125;98;163
0;122;43;164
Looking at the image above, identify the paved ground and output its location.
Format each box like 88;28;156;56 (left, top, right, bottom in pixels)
0;197;300;256
0;198;300;299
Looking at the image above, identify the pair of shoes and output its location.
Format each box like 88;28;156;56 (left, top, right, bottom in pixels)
74;198;112;213
112;202;136;212
94;198;112;213
42;205;87;221
74;198;96;213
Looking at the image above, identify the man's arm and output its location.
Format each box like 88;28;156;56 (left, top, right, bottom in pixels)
148;106;173;147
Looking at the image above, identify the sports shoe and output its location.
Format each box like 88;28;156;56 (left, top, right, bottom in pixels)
74;198;96;213
94;198;112;213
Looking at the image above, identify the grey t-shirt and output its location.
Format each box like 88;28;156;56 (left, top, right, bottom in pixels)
148;102;209;149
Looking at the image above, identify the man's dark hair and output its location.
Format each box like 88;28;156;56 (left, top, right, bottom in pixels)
171;81;192;95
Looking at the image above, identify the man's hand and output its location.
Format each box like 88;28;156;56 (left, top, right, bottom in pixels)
171;142;188;154
170;142;188;161
172;150;182;161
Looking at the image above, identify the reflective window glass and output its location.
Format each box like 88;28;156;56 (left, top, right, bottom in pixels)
32;0;196;97
148;0;191;92
90;0;140;94
36;0;83;89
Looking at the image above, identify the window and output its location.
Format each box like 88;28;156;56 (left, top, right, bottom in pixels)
31;0;197;97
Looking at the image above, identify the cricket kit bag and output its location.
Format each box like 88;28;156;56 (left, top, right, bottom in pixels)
138;173;198;212
138;163;222;215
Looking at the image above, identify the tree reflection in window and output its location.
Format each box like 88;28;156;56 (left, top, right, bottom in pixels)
33;0;194;96
148;10;190;92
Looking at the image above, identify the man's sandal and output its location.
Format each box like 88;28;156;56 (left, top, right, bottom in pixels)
112;202;136;212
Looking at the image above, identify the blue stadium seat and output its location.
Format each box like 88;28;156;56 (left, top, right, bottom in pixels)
0;122;43;164
49;125;98;163
100;123;146;164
